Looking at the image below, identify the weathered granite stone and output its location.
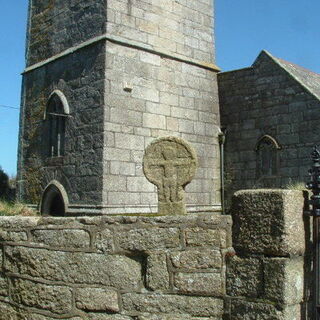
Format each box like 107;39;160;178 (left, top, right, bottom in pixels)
229;299;282;320
170;249;222;270
95;228;114;252
0;274;8;297
138;315;217;320
5;246;142;290
146;252;170;291
226;256;263;298
0;231;27;242
0;302;27;319
75;287;119;312
0;214;232;318
31;229;90;249
184;228;222;248
281;304;302;320
86;315;133;320
122;293;223;317
143;136;198;215
30;314;82;320
231;190;305;256
0;247;2;271
174;272;223;296
31;315;132;320
117;227;180;251
0;216;40;229
10;278;72;314
264;257;304;305
229;299;301;320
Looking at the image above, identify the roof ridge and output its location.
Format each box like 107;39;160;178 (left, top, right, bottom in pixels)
259;50;320;101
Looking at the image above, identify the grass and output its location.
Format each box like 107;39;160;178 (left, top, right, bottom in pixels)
285;180;308;191
0;199;39;216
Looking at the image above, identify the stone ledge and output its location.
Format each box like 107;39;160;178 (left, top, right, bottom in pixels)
0;214;232;233
24;33;220;75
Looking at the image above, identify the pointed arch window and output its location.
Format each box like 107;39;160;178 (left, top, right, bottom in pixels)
255;135;281;177
45;90;70;157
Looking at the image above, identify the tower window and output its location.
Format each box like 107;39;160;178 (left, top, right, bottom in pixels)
45;91;70;157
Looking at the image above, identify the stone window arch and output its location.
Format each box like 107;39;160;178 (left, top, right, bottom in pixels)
44;90;70;157
255;135;281;178
40;180;69;216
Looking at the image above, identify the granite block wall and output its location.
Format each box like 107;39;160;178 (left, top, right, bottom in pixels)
225;189;312;320
18;42;106;206
103;41;220;214
27;0;215;66
219;51;320;198
0;189;311;319
106;0;216;63
19;0;221;214
27;0;106;65
0;214;232;319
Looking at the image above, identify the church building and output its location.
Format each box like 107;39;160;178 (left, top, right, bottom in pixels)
17;0;221;215
219;50;320;198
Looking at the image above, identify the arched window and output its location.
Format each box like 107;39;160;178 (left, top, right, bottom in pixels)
255;135;281;178
45;90;70;157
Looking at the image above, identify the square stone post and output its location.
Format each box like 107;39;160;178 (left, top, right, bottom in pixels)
225;189;312;320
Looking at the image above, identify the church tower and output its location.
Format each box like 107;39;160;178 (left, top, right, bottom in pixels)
17;0;221;215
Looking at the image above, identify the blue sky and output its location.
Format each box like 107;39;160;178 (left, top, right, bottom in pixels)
0;0;320;175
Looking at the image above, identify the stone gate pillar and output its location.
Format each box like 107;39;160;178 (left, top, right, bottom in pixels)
226;189;311;320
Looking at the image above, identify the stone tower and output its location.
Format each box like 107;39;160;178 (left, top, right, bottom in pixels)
17;0;221;215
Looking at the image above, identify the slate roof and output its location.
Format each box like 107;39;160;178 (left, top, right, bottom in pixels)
262;50;320;101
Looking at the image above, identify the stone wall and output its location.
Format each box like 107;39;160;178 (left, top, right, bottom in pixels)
19;0;221;214
107;0;216;63
0;213;232;319
225;189;311;320
219;51;320;196
18;42;106;205
27;0;215;67
27;0;106;65
0;189;312;319
103;42;221;214
101;0;220;214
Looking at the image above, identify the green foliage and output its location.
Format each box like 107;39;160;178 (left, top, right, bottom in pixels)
0;167;9;196
0;200;39;216
25;166;42;203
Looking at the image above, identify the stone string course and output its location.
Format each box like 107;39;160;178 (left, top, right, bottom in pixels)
27;0;215;68
0;214;232;319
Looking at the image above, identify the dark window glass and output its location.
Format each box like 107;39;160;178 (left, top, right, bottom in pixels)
47;95;66;157
257;136;279;177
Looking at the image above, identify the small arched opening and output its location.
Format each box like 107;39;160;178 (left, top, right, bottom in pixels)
40;181;68;216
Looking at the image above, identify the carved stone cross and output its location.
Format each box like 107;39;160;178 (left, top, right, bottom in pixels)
143;136;198;215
